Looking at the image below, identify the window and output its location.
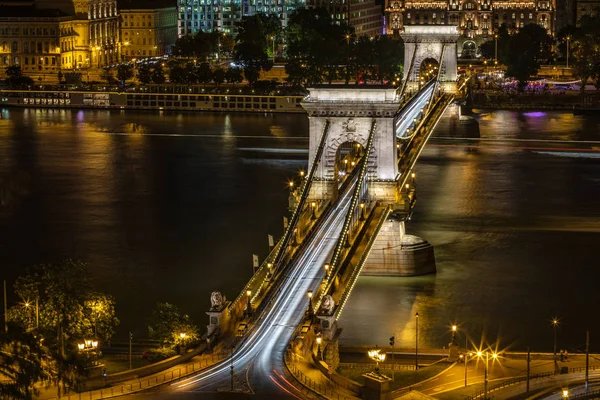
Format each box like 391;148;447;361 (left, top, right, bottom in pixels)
529;13;533;19
512;13;516;19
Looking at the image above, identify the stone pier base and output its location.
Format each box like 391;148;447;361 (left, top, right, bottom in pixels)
362;218;436;276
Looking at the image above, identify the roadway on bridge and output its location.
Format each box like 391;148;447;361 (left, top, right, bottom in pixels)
165;177;356;397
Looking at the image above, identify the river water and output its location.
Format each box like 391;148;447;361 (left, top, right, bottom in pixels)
0;107;599;354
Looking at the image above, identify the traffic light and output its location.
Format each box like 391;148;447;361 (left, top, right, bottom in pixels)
389;336;395;346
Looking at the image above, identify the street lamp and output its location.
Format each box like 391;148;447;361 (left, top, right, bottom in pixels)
566;36;571;69
368;346;386;373
270;36;275;64
553;319;559;366
307;290;313;318
345;34;350;46
476;350;498;400
415;312;419;370
324;263;330;277
494;34;498;63
246;289;252;316
359;202;366;220
563;389;569;399
316;335;322;360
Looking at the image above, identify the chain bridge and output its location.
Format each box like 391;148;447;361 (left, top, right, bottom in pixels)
171;25;468;399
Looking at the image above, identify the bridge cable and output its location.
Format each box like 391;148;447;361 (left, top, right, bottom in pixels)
313;118;377;313
399;43;419;102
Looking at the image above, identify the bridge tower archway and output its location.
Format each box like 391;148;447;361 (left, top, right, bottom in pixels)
302;87;401;202
401;25;460;93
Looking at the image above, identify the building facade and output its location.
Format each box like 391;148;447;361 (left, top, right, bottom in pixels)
0;0;120;77
306;0;383;37
0;4;66;77
385;0;555;56
120;5;177;60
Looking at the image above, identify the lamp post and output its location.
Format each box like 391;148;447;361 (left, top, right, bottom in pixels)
316;335;322;360
179;332;187;354
324;263;330;277
368;346;386;373
345;34;350;46
563;389;569;399
307;290;313;318
476;350;498;400
553;319;559;370
415;312;419;370
494;34;498;63
270;36;275;64
566;36;571;69
246;289;252;316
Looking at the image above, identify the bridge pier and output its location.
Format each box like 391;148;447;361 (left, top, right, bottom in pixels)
362;216;436;276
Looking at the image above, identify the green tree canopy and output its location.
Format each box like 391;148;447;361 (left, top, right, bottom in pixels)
136;63;152;84
148;302;199;349
505;24;552;91
233;14;279;86
0;327;52;400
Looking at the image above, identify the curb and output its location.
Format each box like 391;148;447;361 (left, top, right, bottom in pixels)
392;360;457;395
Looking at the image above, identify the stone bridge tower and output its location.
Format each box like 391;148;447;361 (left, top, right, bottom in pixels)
401;25;460;93
302;87;402;203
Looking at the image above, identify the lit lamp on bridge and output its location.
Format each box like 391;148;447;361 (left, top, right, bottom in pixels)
246;289;252;316
306;290;313;318
311;201;317;219
562;389;569;399
359;202;366;220
316;334;323;360
324;264;330;277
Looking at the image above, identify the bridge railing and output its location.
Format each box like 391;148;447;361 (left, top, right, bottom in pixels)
41;351;229;400
465;371;553;400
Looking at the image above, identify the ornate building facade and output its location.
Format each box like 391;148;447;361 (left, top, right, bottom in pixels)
385;0;555;56
0;0;120;77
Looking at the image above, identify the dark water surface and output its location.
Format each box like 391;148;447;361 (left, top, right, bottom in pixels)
0;107;599;353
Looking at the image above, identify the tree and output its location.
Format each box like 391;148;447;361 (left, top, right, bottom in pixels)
213;68;226;88
225;66;244;85
505;24;552;91
197;62;213;87
136;63;152;84
571;14;600;90
9;260;119;396
151;65;166;84
285;8;352;85
100;68;114;84
5;65;33;87
148;302;199;350
0;327;52;400
233;14;278;87
116;64;134;84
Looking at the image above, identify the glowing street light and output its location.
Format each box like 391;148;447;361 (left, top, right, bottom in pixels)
476;350;498;399
307;290;313;318
316;335;323;360
246;289;252;316
368;346;386;373
563;389;569;399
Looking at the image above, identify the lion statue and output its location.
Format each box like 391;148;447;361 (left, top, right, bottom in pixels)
210;291;224;309
321;295;335;315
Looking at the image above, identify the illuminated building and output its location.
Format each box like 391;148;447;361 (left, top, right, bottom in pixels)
0;0;120;76
385;0;555;56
